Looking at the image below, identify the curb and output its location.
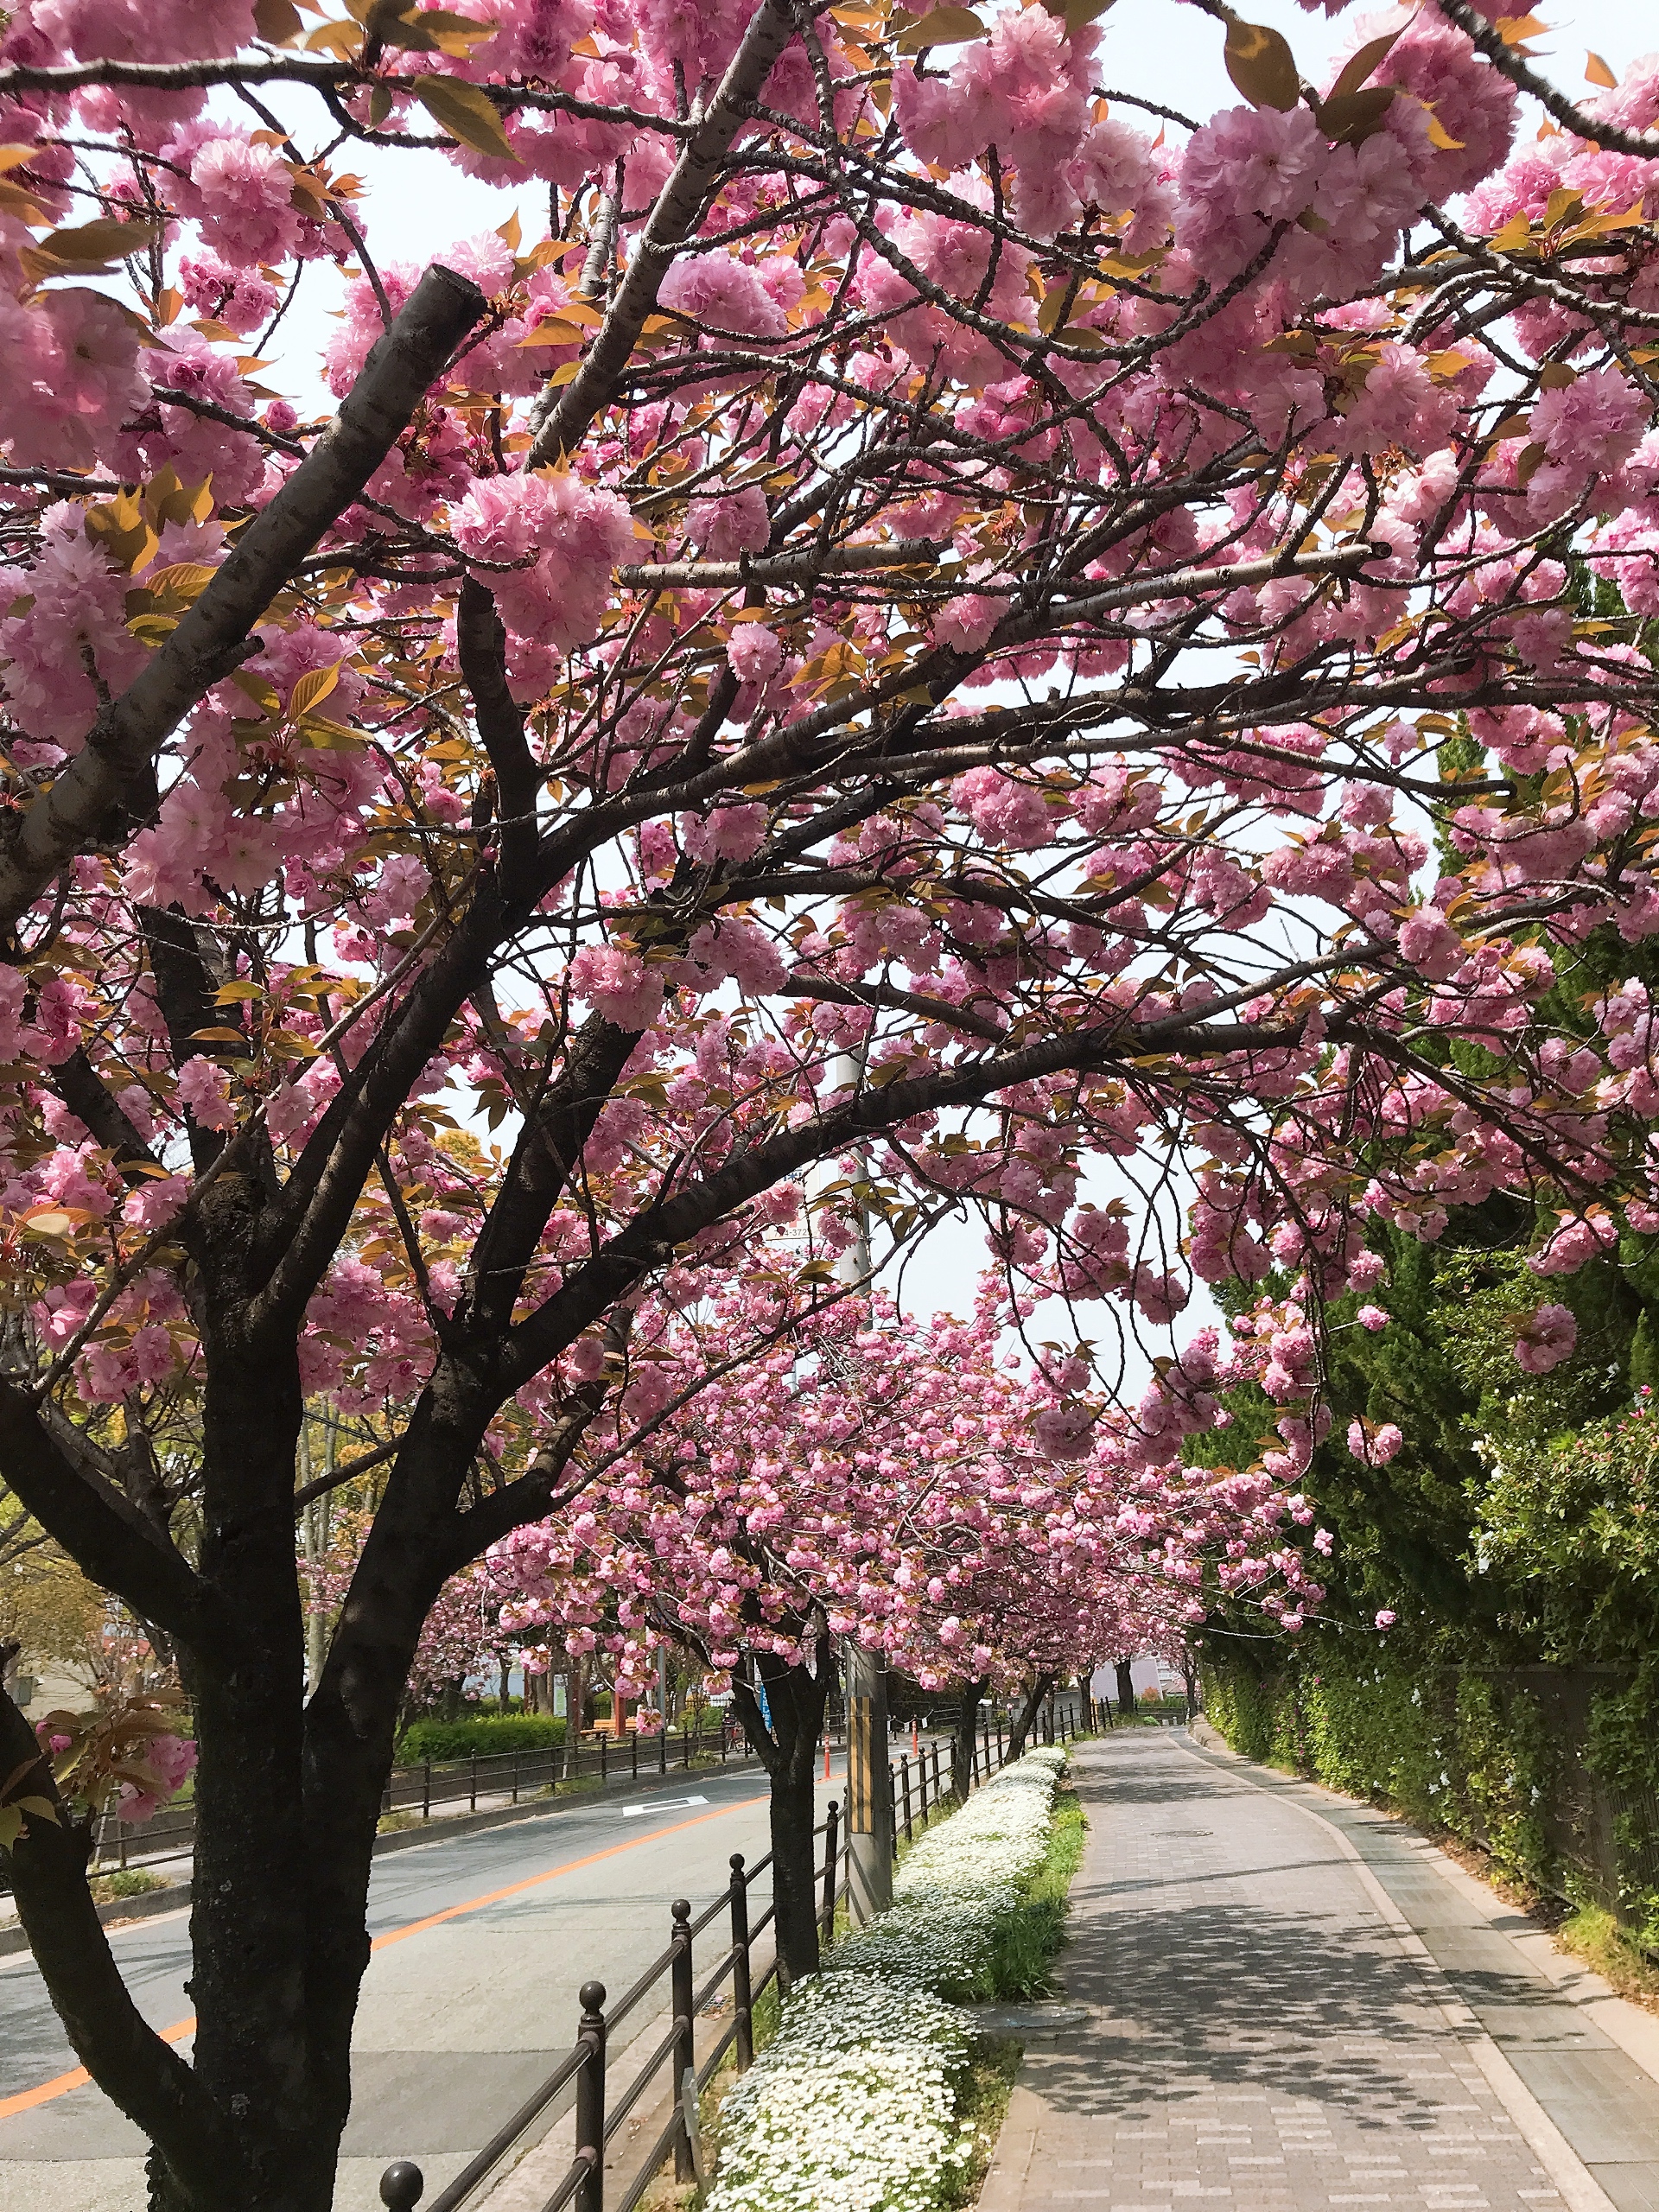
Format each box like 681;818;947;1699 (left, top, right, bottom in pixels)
0;1753;768;1962
0;1873;192;1957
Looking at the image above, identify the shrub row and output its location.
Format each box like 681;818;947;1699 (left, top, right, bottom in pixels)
704;1747;1074;2212
1205;1646;1659;1952
395;1714;567;1762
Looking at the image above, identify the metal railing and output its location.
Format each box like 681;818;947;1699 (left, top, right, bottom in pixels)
70;1718;756;1880
378;1717;757;1829
378;1702;1090;2212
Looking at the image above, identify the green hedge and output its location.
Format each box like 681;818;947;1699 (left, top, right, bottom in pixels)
1204;1647;1557;1895
397;1714;567;1762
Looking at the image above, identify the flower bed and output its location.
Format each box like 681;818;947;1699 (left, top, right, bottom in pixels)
831;1744;1066;1998
703;1748;1067;2212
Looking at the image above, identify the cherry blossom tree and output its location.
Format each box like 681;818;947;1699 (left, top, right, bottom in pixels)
491;1283;1317;1974
0;0;1657;2203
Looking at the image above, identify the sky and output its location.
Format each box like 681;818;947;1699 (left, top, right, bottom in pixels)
245;0;1658;1373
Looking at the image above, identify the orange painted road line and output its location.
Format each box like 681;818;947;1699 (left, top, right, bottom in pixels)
0;2017;194;2120
0;1791;767;2123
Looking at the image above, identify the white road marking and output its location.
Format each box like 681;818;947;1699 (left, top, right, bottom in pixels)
620;1795;709;1818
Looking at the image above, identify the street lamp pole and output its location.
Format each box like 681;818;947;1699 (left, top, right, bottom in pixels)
830;1047;893;1923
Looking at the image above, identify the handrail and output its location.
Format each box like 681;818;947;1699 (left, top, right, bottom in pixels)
379;1709;1094;2212
416;2044;590;2212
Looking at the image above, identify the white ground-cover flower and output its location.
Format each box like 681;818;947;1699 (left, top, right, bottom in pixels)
704;1750;1066;2212
705;1972;971;2212
831;1744;1065;1996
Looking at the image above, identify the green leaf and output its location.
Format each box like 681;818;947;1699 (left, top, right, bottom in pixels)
1224;18;1301;112
411;74;519;163
22;218;162;280
288;660;344;718
1317;86;1395;146
1043;0;1116;27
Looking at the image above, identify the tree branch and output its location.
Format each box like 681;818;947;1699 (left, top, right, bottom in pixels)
0;1657;231;2202
0;264;486;939
1433;0;1659;161
0;1383;225;1655
526;0;810;465
614;539;944;588
51;1050;161;1173
456;575;539;893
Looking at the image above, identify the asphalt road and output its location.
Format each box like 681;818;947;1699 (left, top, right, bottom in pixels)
0;1761;829;2211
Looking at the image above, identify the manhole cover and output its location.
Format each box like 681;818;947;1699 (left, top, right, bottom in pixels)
965;2002;1089;2037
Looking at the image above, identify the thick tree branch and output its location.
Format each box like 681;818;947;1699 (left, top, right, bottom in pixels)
0;265;486;939
0;1382;225;1654
496;1000;1319;1390
51;1050;160;1173
614;539;945;588
456;575;539;893
1433;0;1659;161
788;971;1007;1042
0;1659;230;2203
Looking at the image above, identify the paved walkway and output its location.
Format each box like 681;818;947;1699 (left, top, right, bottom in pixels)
982;1728;1659;2212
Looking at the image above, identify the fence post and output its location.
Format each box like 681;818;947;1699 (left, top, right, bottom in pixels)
821;1799;840;1939
997;1713;1005;1764
422;1761;431;1821
901;1754;913;1845
684;1722;693;1770
470;1751;478;1814
601;1731;607;1785
512;1751;520;1806
659;1719;667;1776
729;1853;753;2071
632;1729;638;1781
671;1900;696;2184
575;1980;607;2212
380;2159;423;2209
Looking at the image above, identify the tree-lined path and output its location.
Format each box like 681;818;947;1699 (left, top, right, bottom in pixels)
983;1732;1659;2212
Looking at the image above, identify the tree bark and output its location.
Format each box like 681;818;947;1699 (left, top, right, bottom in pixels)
1007;1672;1057;1763
1115;1656;1136;1718
728;1640;831;1987
950;1675;988;1805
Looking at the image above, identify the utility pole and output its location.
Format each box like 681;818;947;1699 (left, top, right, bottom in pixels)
299;1405;336;1696
830;1047;893;1923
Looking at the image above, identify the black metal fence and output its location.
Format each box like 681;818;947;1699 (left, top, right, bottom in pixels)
75;1718;757;1879
77;1700;1113;1880
378;1703;1091;2212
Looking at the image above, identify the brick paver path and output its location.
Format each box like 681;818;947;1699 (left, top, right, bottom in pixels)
981;1729;1659;2212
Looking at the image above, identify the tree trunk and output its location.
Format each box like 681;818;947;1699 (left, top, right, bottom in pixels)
1007;1671;1056;1763
569;1656;587;1749
1115;1656;1136;1717
950;1675;988;1804
728;1641;831;1987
